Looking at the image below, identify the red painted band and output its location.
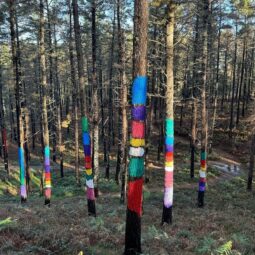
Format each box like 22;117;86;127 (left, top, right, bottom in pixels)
127;178;143;217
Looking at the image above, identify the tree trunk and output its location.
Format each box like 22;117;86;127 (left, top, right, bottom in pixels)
117;0;128;204
40;0;51;206
68;0;80;185
124;0;148;253
229;19;238;137
0;63;9;176
247;133;255;191
72;0;96;216
162;1;176;225
8;0;27;202
190;12;199;179
53;21;64;178
197;0;209;208
91;0;100;196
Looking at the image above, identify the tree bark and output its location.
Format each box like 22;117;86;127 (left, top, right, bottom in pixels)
247;133;255;191
8;0;27;202
124;0;148;253
162;0;176;225
68;0;79;185
197;0;209;208
0;61;9;176
72;0;96;216
39;0;51;206
117;0;128;204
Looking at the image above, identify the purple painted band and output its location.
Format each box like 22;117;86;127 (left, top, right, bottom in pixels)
83;145;91;156
165;145;174;152
20;185;27;198
199;182;206;187
199;186;206;192
44;157;50;166
45;165;51;173
131;106;146;121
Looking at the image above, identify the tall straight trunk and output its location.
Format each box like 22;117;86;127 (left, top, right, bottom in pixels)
162;1;176;225
72;0;96;216
0;62;9;175
108;10;116;179
68;0;79;185
145;20;158;183
91;0;100;196
190;12;199;178
117;0;128;204
242;42;249;117
247;42;254;104
229;19;238;136
45;0;56;163
221;44;228;111
53;22;64;177
98;45;107;170
40;0;51;206
124;0;148;254
210;8;222;147
30;109;36;149
14;13;31;192
197;0;209;208
8;0;27;202
247;132;255;190
8;89;17;142
236;38;246;126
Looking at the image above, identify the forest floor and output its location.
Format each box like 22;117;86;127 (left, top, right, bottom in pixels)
1;125;255;254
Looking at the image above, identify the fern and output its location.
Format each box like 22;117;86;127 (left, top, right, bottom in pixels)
0;217;13;230
196;237;216;254
214;241;233;255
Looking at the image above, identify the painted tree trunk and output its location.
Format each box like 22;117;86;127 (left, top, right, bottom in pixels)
162;1;175;225
72;0;96;214
82;117;96;216
124;0;148;253
8;0;27;202
40;0;51;206
190;12;199;179
197;0;209;208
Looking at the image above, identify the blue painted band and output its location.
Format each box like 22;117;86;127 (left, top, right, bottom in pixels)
165;137;174;146
82;132;90;145
132;76;147;105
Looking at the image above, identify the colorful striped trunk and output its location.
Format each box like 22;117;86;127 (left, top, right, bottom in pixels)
198;150;206;207
162;119;174;224
19;147;27;201
82;117;96;216
44;146;51;205
125;76;147;254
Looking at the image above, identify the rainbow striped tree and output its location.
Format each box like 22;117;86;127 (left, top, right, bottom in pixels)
162;1;176;225
82;117;96;215
72;0;96;216
40;0;51;205
197;0;209;207
124;0;148;253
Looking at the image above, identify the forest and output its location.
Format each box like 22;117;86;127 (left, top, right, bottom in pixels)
0;0;255;254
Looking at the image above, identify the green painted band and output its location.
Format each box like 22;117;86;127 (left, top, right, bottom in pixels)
129;157;144;178
166;118;174;136
82;117;89;132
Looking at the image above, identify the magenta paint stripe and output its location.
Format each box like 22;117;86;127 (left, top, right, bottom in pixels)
87;187;95;200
